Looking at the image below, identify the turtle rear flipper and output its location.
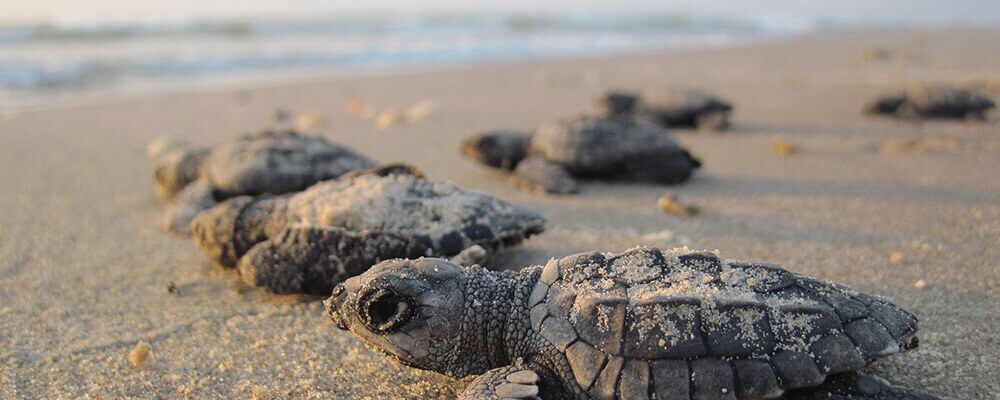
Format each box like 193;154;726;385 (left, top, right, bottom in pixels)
238;225;428;295
784;373;940;400
511;157;578;194
461;131;534;171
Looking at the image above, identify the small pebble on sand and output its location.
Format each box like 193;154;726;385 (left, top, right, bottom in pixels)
295;112;327;130
404;100;435;122
774;139;800;156
890;251;906;265
375;110;402;129
346;97;367;115
658;192;699;217
128;341;152;368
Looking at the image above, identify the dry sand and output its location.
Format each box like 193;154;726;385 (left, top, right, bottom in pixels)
1;28;999;399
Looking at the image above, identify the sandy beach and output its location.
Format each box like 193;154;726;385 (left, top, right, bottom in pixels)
1;27;998;399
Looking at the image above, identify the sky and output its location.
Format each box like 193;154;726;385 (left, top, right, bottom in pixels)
2;0;999;25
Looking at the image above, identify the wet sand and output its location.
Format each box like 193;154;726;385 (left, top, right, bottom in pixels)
1;28;998;399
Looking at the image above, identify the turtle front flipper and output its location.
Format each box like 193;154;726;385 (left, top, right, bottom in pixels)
783;373;940;400
160;178;216;235
448;245;489;267
237;225;429;295
511;157;578;194
461;131;534;171
459;366;541;400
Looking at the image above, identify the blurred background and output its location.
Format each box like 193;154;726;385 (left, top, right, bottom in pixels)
2;0;998;110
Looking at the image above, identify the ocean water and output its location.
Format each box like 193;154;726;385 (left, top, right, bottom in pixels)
0;13;828;109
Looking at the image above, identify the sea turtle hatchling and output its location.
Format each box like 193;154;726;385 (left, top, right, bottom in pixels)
190;165;545;295
327;247;938;400
866;86;996;120
461;115;701;194
148;129;376;234
599;89;734;131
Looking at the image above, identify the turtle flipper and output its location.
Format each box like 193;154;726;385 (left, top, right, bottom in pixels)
784;373;940;400
160;178;216;235
458;366;541;400
449;245;489;267
237;225;428;295
511;157;578;194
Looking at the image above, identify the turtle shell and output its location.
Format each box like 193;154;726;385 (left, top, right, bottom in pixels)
204;130;376;196
528;247;918;400
639;89;733;116
285;172;546;256
530;115;691;178
901;87;996;116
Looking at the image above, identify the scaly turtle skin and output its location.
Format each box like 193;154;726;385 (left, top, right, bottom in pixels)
149;129;376;234
599;90;734;131
190;165;545;295
461;116;701;195
327;247;938;400
866;87;995;120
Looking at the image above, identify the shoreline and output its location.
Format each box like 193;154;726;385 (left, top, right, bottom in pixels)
0;26;975;115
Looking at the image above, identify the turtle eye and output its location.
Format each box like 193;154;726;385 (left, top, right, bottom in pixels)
359;288;414;333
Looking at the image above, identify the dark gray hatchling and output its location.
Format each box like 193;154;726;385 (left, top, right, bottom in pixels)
190;165;545;295
461;115;701;195
599;89;734;131
866;86;995;120
148;129;376;235
327;247;938;400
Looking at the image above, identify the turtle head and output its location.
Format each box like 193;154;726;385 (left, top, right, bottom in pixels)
326;257;471;374
598;90;641;115
149;138;208;199
460;130;533;171
866;93;907;115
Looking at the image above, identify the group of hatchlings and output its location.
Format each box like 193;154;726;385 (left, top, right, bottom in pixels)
148;86;994;400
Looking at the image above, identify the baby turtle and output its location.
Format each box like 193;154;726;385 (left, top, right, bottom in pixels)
599;89;734;131
149;129;376;234
461;116;701;194
191;165;545;295
327;247;938;400
866;86;995;120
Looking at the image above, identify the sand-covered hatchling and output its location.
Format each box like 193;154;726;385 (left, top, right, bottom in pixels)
461;116;701;194
327;247;938;400
866;86;995;120
191;165;545;295
599;89;734;131
148;129;376;234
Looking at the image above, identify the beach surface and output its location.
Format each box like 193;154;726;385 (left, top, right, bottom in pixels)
1;28;999;399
